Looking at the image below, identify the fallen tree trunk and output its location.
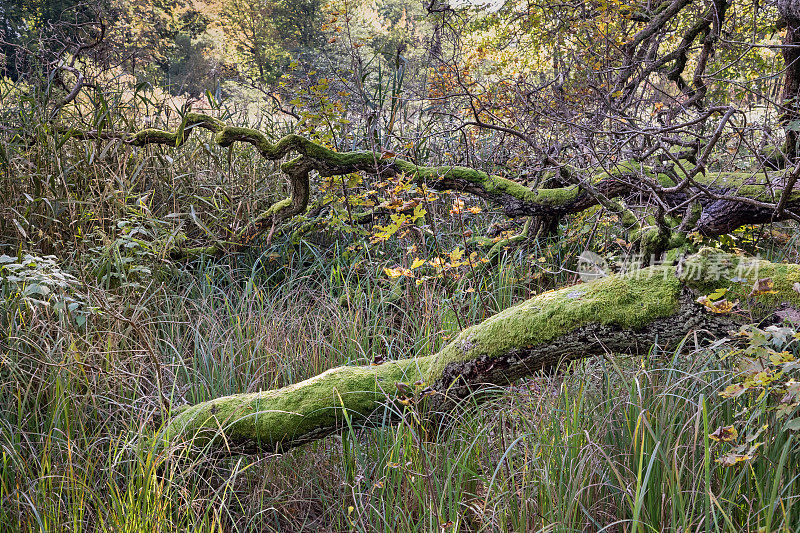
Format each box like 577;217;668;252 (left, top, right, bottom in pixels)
54;113;800;258
157;249;800;454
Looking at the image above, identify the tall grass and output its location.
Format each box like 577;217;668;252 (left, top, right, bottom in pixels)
2;244;799;531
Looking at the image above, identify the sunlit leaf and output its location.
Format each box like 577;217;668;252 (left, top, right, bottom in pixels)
410;258;426;270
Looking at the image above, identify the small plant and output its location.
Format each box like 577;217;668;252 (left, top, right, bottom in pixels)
0;253;92;326
713;323;800;466
88;218;166;290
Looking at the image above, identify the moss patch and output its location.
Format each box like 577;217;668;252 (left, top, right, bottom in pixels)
679;249;800;311
161;357;431;451
265;197;292;216
426;263;682;382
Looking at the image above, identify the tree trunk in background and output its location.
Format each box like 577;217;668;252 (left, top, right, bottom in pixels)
778;0;800;161
59;112;800;259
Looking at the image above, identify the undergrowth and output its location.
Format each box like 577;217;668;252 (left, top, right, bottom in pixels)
2;242;800;531
1;81;799;532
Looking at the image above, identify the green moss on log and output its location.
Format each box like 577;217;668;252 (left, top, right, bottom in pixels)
185;112;226;133
130;128;180;147
162;357;431;452
425;262;681;382
265;197;292;216
215;126;271;154
679;249;800;309
155;250;800;454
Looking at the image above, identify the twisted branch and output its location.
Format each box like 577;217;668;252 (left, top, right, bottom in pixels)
56;112;800;256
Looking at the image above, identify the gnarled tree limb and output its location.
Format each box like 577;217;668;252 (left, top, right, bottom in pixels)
157;249;800;454
56;112;800;257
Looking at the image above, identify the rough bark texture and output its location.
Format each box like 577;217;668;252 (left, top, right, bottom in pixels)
778;0;800;161
157;249;800;455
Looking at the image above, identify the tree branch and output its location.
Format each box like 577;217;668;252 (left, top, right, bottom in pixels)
55;113;800;255
157;249;800;454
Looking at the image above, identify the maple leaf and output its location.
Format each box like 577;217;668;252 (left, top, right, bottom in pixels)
384;267;412;278
409;257;426;270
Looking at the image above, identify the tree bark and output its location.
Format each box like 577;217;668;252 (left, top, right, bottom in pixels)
156;249;800;455
778;0;800;161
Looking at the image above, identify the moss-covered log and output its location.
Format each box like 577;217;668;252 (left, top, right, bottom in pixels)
58;113;800;256
158;249;800;454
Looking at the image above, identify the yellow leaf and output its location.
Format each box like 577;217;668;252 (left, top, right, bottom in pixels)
449;198;465;215
410;257;426;270
708;287;728;300
750;278;777;296
709;425;738;442
696;295;738;314
384;267;404;278
719;383;747;398
716;453;751;467
430;257;445;268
